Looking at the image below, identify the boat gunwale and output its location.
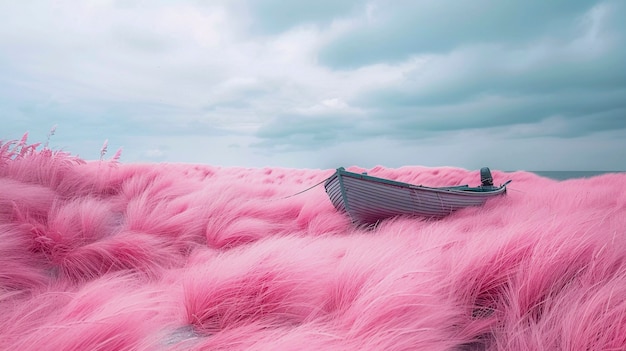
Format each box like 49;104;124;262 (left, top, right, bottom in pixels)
330;167;509;195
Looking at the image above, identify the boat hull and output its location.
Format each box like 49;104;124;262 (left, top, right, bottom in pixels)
325;168;508;226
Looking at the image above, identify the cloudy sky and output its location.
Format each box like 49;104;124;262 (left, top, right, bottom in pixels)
1;0;625;170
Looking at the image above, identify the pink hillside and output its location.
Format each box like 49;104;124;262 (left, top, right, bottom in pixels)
1;137;626;350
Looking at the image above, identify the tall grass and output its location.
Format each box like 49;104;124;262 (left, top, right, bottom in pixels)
1;135;625;350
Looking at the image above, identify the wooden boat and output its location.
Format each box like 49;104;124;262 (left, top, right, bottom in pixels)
324;167;511;226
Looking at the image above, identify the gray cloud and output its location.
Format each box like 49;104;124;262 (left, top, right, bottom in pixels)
254;113;358;151
253;89;626;152
318;0;605;68
362;88;626;136
254;3;626;150
245;0;366;33
359;48;626;109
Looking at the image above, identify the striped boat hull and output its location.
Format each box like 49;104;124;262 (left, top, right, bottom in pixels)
324;168;509;226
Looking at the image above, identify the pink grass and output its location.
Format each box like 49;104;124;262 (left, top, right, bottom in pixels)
1;138;626;350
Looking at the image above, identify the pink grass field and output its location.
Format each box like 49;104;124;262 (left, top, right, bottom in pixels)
1;138;626;351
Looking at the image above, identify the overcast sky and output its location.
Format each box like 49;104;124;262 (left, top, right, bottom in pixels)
2;0;625;170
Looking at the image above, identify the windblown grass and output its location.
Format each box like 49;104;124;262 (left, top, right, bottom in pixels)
1;136;625;350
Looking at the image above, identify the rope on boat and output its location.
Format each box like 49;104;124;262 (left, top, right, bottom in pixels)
266;176;332;201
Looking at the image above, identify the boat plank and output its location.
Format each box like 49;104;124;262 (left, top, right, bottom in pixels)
325;167;509;225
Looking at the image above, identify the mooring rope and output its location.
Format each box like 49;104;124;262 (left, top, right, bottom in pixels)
265;175;332;201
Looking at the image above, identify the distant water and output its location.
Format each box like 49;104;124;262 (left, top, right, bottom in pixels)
530;171;624;180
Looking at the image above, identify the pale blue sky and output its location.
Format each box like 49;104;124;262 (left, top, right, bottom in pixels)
1;0;625;170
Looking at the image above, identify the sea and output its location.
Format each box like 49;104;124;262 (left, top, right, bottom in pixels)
528;171;625;180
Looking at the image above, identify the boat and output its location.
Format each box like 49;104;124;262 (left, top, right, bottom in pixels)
324;167;511;226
